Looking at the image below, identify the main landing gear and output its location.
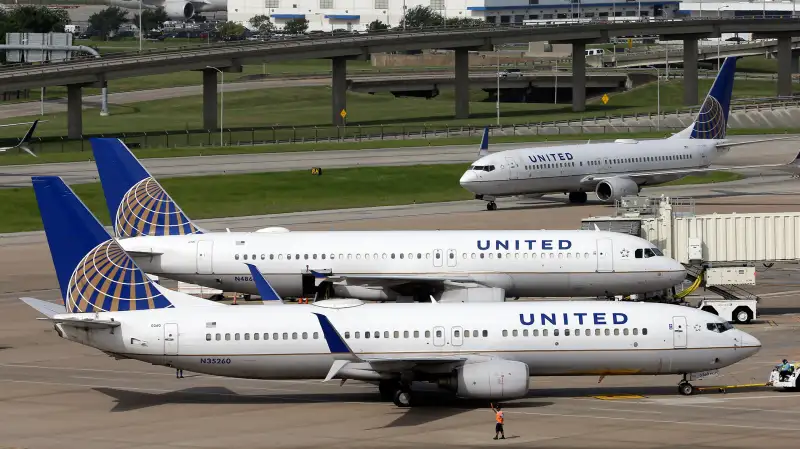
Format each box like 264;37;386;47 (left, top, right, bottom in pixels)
486;201;498;211
678;374;695;396
568;192;588;204
379;380;413;407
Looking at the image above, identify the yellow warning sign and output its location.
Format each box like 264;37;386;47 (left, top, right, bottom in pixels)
601;94;609;105
628;38;633;48
340;109;347;119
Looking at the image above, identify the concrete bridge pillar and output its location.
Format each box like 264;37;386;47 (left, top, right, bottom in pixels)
778;36;793;97
454;48;470;119
571;41;586;112
332;57;347;126
202;68;218;130
793;52;800;74
67;84;82;139
683;38;699;106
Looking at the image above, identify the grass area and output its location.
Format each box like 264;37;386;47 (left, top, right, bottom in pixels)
3;78;797;140
0;164;753;234
660;171;744;186
736;55;778;74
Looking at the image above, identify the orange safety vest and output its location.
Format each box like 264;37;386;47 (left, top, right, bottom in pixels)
495;411;504;424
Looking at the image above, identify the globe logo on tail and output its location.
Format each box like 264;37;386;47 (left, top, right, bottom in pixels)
66;239;172;313
115;177;202;238
690;95;727;140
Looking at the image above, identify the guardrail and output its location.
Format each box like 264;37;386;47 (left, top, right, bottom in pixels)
0;16;797;76
6;97;798;155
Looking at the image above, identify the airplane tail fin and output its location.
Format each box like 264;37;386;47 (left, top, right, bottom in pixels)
32;176;174;313
90;138;204;238
670;57;736;140
16;120;38;157
478;126;489;157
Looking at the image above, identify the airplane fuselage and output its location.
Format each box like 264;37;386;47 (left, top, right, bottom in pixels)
53;299;761;382
460;138;723;198
121;230;686;299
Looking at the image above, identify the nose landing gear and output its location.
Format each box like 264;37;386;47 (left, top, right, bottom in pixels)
678;374;695;395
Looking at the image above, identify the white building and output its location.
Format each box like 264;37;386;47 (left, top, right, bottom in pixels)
226;0;795;33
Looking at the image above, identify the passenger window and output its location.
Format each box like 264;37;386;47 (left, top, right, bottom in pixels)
623;328;629;336
365;331;371;339
633;328;638;336
206;333;211;341
554;329;560;337
313;332;319;339
523;329;529;337
216;333;221;341
482;330;488;337
292;332;298;340
282;332;288;340
454;330;460;337
235;254;239;260
225;333;231;341
575;328;579;336
404;331;409;338
261;254;265;260
564;329;570;336
243;254;248;260
435;330;442;338
425;331;431;338
264;333;269;340
604;329;610;336
533;329;539;337
543;329;548;337
584;329;590;336
594;329;600;336
254;333;259;340
414;331;420;338
512;330;518;337
503;330;508;337
614;329;620;336
394;331;399;338
302;332;308;339
244;333;250;340
643;328;648;335
374;331;380;338
345;331;351;339
272;333;278;340
355;331;361;339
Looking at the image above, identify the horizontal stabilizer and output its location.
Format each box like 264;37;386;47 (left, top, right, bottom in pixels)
20;297;63;318
126;250;164;257
37;316;121;329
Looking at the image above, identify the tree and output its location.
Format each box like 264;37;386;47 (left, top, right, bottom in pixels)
2;5;70;35
445;17;484;28
367;19;388;32
248;14;274;36
133;7;168;33
88;6;129;39
283;17;308;35
216;21;245;40
401;5;443;29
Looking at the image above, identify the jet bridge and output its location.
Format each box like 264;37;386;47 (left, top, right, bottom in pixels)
581;196;800;307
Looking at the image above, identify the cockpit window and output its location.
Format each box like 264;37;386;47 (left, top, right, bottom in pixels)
470;165;495;172
707;322;733;333
635;248;663;258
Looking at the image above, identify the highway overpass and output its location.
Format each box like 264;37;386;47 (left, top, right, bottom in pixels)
2;18;800;138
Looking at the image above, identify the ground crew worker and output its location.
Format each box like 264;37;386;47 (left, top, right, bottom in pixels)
779;359;793;381
491;403;505;440
176;368;184;379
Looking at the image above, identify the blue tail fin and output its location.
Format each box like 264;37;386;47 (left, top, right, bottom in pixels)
32;176;173;313
478;126;489;157
678;57;736;140
90;138;204;238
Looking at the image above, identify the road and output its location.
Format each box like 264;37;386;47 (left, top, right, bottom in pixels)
0;134;797;188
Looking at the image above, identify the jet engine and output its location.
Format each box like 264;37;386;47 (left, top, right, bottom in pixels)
164;1;195;19
595;177;639;203
437;360;530;399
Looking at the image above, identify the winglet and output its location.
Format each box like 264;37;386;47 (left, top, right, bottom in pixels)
478;126;489;157
429;295;438;303
17;119;38;157
313;313;358;358
310;270;328;279
244;263;283;304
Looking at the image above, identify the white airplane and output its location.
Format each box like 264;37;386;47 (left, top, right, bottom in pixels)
460;57;800;211
88;138;686;302
22;175;761;407
108;0;226;21
0;120;38;157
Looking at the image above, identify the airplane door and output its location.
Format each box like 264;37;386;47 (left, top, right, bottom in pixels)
505;156;520;180
672;316;687;348
596;238;613;272
433;249;443;267
164;323;179;355
196;240;213;275
446;249;457;267
451;326;463;347
433;326;445;347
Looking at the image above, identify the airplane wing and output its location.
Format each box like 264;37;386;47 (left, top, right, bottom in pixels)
311;271;485;289
580;151;800;184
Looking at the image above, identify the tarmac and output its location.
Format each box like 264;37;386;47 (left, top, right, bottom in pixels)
0;133;797;187
1;152;800;447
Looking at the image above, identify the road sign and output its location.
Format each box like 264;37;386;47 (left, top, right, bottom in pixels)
340;109;347;119
601;94;609;105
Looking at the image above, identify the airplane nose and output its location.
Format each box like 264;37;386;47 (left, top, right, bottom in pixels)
665;259;688;284
460;170;477;189
741;332;761;351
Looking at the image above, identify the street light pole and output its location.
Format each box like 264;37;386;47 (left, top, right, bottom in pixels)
206;66;224;147
138;0;142;52
496;47;500;126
